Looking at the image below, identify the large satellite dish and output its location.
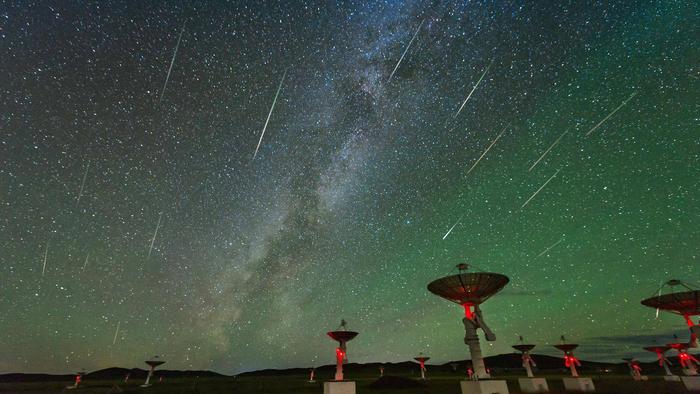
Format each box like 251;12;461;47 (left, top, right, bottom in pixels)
641;280;700;348
427;264;509;381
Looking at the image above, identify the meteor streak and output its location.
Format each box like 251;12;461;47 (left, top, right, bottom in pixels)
454;59;493;119
529;129;568;172
585;91;638;136
112;321;121;345
466;124;508;175
41;243;49;276
521;169;561;209
253;69;287;160
160;22;185;103
147;212;162;259
387;19;425;83
536;237;564;257
442;213;466;240
76;160;90;204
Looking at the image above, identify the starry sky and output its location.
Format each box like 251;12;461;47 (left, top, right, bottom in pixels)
1;0;698;375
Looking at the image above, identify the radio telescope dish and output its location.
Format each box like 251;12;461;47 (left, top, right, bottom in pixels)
553;343;579;353
641;280;700;316
427;266;509;307
666;341;700;375
512;336;538;379
414;353;430;380
328;331;359;343
554;336;582;378
641;280;700;348
512;344;536;353
427;264;509;380
327;319;358;381
141;355;165;387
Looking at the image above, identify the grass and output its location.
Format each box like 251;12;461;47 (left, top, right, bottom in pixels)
0;373;693;393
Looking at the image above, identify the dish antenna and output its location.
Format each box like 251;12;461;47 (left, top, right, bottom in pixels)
65;369;86;390
141;355;165;387
622;358;646;381
553;337;581;377
553;336;595;392
512;336;537;378
325;320;358;393
667;342;699;376
414;353;430;380
428;263;510;393
643;345;676;379
667;339;700;391
512;336;549;393
641;280;700;348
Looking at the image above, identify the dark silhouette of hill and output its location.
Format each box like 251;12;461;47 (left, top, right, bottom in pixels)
236;353;640;377
1;353;666;383
0;373;74;383
0;367;224;383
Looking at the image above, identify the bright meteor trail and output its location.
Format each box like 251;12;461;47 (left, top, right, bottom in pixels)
442;213;466;240
253;69;287;160
528;128;568;172
521;169;561;209
76;160;90;205
147;213;162;259
160;22;185;103
536;237;565;257
585;91;638;136
466;124;508;175
453;59;493;119
388;19;425;83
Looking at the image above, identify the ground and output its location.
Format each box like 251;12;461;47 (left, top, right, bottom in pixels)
0;372;694;393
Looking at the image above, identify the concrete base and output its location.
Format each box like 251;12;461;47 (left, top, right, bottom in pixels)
632;375;648;381
681;376;700;392
663;375;681;382
140;384;152;388
562;377;595;392
460;380;509;394
323;381;356;394
518;377;549;392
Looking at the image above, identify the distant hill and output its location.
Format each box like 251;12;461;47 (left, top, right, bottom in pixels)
0;353;665;383
237;352;642;377
0;368;224;383
0;373;74;383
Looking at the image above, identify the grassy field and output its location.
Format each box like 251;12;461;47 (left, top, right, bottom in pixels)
0;373;693;393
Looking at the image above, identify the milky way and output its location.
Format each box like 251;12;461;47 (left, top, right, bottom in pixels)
0;1;698;374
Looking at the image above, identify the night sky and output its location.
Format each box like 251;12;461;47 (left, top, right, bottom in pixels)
1;1;698;375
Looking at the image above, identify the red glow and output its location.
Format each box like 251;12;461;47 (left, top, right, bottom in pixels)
678;351;698;368
462;304;474;320
335;347;345;361
564;354;580;368
685;315;694;327
655;351;666;366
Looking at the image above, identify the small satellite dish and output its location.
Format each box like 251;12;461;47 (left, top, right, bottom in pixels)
512;336;537;378
141;355;165;387
642;345;675;377
553;336;581;377
414;353;430;380
327;320;358;381
665;341;700;375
